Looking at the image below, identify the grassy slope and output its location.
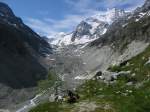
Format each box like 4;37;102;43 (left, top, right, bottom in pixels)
30;46;150;112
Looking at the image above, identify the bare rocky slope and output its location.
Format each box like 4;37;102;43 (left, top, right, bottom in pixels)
29;1;150;111
2;0;150;111
81;0;150;73
49;0;150;90
0;2;52;109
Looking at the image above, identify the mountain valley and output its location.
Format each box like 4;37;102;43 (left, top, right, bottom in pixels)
0;0;150;112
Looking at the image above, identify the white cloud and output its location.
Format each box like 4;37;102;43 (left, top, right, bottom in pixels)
25;10;104;38
104;0;145;10
25;15;84;37
43;18;56;23
25;0;145;38
25;18;56;36
65;0;101;14
52;15;84;30
65;0;145;11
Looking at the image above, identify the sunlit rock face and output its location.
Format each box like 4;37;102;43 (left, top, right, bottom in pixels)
50;8;128;47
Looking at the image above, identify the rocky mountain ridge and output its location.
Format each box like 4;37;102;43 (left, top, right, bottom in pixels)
82;0;150;72
0;2;52;109
1;0;150;111
51;8;128;46
49;0;150;89
25;1;150;112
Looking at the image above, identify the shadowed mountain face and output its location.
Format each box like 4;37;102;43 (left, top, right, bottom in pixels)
0;2;52;89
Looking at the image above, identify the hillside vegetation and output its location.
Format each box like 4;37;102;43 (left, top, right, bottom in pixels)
30;45;150;112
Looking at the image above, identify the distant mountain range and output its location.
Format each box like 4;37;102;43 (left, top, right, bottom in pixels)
50;8;128;46
1;0;150;111
27;1;150;112
47;0;150;92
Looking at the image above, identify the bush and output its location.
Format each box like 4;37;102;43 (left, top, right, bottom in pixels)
38;71;61;92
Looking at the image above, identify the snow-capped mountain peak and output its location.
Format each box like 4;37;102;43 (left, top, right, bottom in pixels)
51;32;73;46
50;8;127;47
89;8;127;24
106;8;126;23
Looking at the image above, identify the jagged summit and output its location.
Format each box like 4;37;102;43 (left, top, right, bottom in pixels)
0;2;52;108
71;21;92;42
90;8;127;24
50;8;127;46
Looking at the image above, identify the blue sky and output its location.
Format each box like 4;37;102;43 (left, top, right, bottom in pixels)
0;0;145;37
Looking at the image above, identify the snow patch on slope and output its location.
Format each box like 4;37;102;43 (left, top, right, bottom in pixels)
50;8;127;47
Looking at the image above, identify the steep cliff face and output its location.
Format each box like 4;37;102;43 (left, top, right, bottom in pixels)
0;2;53;89
0;2;52;108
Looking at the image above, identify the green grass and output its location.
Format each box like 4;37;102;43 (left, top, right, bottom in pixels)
30;80;150;112
30;46;150;112
30;78;150;112
108;45;150;82
106;45;150;112
78;78;150;112
38;71;63;92
29;102;74;112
